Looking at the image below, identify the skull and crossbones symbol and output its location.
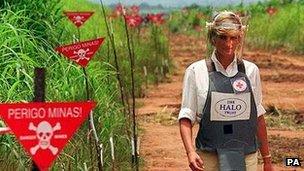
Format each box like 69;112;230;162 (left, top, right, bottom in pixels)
29;121;60;155
72;48;91;62
73;15;84;24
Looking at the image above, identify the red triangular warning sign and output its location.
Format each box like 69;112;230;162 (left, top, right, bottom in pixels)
55;38;105;67
64;11;94;28
0;101;96;171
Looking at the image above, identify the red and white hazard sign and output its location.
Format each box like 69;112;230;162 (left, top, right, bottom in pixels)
55;38;105;67
64;11;94;28
0;101;96;171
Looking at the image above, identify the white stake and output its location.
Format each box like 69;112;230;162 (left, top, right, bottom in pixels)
84;162;88;171
100;143;104;167
137;137;140;155
110;136;115;161
131;137;135;156
89;111;99;143
143;66;147;76
132;137;140;156
89;110;104;169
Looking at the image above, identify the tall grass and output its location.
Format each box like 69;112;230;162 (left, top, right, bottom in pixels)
168;1;304;54
0;0;169;169
61;0;170;95
0;5;130;171
168;8;207;36
246;3;304;54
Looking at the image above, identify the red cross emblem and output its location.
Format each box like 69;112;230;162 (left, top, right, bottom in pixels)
236;82;244;89
233;79;247;92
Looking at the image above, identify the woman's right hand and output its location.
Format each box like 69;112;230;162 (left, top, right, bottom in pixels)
187;151;204;171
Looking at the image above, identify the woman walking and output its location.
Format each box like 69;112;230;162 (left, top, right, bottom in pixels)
179;11;274;171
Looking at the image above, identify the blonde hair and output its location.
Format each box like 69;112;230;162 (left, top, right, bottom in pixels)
205;11;246;58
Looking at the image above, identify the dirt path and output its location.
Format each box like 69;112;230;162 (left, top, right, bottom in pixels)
138;34;304;171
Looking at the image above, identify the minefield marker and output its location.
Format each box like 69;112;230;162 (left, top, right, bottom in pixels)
64;11;94;28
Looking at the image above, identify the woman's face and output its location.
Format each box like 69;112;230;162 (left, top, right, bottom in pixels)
213;34;241;57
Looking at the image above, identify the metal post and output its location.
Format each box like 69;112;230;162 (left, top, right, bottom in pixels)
31;68;46;171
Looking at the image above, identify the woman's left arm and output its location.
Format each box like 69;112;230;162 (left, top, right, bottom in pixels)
257;115;274;171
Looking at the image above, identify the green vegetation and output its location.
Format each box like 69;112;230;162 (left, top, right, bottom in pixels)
265;105;304;130
0;0;169;170
4;0;304;169
168;8;207;36
168;0;304;54
246;3;304;54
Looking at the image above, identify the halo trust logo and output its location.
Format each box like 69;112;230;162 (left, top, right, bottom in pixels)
215;98;247;117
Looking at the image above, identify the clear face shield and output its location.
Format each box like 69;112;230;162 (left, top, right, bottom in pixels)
205;11;249;59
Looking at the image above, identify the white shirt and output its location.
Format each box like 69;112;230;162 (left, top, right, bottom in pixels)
178;52;266;125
